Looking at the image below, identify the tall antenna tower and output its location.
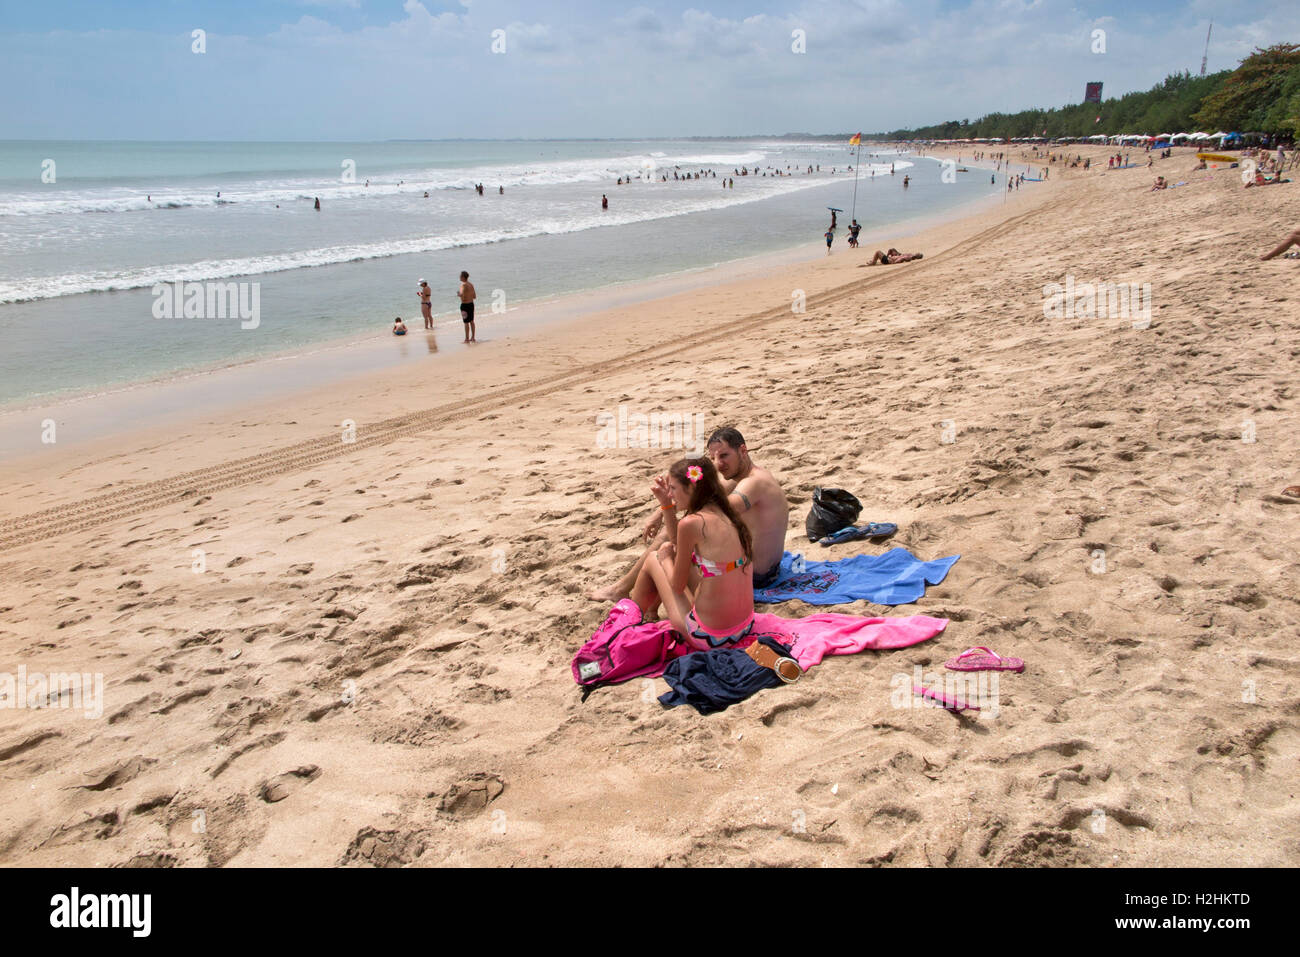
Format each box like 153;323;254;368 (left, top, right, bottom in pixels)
1200;21;1212;76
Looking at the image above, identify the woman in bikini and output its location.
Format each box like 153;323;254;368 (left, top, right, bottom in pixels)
629;456;754;652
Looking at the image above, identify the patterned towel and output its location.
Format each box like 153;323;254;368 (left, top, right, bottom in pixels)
753;548;959;606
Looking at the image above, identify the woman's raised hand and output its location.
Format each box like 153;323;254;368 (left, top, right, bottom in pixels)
651;474;674;507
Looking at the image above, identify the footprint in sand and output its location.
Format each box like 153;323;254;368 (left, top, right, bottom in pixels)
42;808;125;848
0;730;63;763
433;772;505;817
120;852;179;868
340;827;430;867
759;696;818;727
259;765;322;803
73;755;156;792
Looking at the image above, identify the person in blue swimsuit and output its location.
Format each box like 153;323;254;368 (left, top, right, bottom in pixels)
392;317;407;336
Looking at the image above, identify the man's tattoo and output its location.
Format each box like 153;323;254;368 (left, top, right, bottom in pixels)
739;492;752;511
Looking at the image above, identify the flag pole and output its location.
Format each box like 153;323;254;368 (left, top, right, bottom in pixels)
850;139;862;222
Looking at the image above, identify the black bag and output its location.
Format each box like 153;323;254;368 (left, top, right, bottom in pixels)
805;487;863;541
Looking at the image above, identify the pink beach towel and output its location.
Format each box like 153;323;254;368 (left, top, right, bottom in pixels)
572;608;947;688
773;612;950;670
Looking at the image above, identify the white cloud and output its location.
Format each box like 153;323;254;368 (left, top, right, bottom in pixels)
2;0;1299;139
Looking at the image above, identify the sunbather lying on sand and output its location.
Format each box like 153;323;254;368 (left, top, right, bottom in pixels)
627;456;756;650
864;248;923;265
588;426;788;602
1260;226;1300;261
1245;171;1290;188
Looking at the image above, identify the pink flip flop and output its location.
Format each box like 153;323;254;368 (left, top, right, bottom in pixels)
913;684;979;712
944;646;1025;673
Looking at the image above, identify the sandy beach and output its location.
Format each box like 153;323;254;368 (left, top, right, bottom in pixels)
1;144;1297;867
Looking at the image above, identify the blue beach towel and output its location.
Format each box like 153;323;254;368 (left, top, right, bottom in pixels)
753;548;959;606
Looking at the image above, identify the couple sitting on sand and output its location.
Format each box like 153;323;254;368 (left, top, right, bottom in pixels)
588;427;788;650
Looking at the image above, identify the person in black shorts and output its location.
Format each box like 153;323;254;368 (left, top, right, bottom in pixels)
457;270;477;343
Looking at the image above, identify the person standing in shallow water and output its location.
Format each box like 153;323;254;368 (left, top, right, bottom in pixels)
418;280;432;330
457;271;477;343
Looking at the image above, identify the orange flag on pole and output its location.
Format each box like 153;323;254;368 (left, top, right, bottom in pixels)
849;132;861;146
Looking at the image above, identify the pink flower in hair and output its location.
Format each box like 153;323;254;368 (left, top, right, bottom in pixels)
686;465;703;484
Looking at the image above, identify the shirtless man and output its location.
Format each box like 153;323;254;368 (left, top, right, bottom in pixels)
457;271;476;342
418;280;433;329
587;426;789;602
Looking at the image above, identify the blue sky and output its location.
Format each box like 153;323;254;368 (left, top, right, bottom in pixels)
1;1;1296;140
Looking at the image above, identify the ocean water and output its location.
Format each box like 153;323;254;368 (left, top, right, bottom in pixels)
0;139;1002;406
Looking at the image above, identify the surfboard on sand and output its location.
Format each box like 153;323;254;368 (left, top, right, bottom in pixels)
1197;152;1238;163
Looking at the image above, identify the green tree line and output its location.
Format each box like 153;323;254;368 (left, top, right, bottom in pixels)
874;44;1299;140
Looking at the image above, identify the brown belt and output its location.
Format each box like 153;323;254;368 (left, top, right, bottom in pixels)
745;640;803;683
